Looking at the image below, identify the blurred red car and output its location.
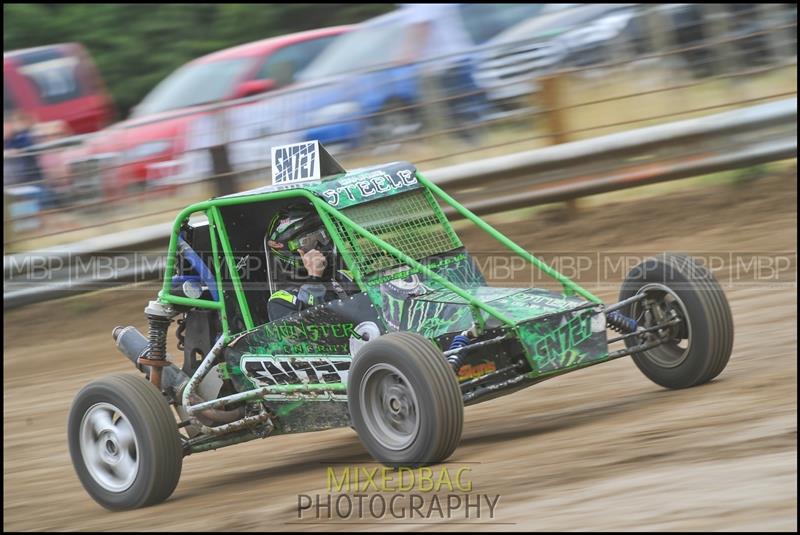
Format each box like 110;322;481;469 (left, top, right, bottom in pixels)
4;43;114;134
75;26;351;194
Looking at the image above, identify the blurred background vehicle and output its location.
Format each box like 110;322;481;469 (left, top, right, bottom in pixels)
628;3;789;78
4;43;114;135
474;3;796;113
68;25;351;196
290;3;549;152
473;3;624;113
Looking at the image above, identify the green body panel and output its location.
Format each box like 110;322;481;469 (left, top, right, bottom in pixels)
413;286;586;324
313;163;420;209
231;292;381;358
514;305;608;373
405;286;609;371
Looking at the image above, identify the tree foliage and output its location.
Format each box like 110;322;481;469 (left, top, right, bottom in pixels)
4;3;394;117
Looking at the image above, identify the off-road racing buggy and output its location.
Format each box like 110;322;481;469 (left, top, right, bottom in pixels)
68;141;734;510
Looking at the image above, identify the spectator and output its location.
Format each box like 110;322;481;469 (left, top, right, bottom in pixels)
36;120;74;207
3;116;18;185
4;112;64;210
4;111;44;186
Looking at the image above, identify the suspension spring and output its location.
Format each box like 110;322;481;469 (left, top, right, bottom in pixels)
138;301;175;390
446;334;471;370
147;314;171;360
607;310;638;334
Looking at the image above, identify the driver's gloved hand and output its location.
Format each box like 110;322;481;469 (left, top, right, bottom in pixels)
267;279;326;321
297;277;327;307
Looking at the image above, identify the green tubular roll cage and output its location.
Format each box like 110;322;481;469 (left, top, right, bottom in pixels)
157;171;602;342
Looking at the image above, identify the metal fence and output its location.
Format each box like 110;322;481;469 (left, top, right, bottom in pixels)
3;3;797;251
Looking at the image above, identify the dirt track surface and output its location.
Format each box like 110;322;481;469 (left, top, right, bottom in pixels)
4;170;797;531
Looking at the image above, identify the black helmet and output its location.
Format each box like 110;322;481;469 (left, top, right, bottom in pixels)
266;204;331;270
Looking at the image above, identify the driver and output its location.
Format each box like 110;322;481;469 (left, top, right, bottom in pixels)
265;204;357;320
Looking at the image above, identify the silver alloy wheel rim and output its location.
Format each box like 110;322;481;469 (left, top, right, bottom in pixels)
632;282;693;368
359;363;420;450
79;402;139;492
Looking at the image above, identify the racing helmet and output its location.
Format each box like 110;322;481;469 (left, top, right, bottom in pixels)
266;204;332;272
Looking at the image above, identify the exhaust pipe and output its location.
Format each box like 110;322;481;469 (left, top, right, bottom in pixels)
113;326;244;425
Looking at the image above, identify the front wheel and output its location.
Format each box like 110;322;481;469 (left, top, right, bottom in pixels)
348;332;463;467
68;374;183;510
619;253;734;389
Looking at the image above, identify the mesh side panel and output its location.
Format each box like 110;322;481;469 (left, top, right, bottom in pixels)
332;189;462;277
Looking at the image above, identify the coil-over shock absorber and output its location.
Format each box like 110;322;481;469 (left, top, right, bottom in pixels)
139;300;175;389
446;334;471;371
446;324;480;371
607;310;638;334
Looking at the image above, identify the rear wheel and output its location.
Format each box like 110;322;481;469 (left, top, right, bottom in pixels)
68;374;183;510
619;254;734;389
348;332;463;467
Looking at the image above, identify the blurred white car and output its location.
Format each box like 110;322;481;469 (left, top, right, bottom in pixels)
472;4;641;110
